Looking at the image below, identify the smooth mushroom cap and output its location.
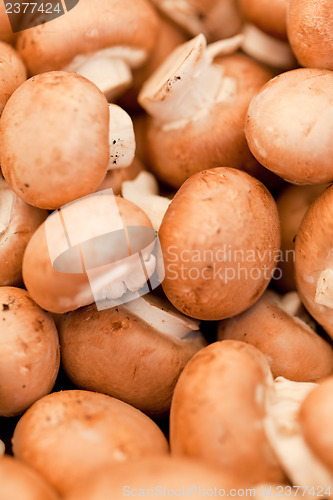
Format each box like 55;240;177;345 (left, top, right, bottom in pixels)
16;0;159;75
159;167;280;320
300;377;333;474
0;41;26;113
0;179;47;286
59;295;205;416
170;340;285;484
287;0;333;70
245;68;333;184
0;287;60;417
12;390;168;496
0;456;59;500
238;0;288;40
22;195;154;313
218;290;333;382
0;71;110;209
276;183;327;292
65;456;240;500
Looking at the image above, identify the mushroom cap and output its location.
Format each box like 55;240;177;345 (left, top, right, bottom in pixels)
0;286;60;417
287;0;333;70
294;184;333;338
159;167;280;320
170;340;285;484
65;456;239;500
22;195;154;313
218;290;333;382
12;390;169;496
300;377;333;474
0;41;26;113
0;179;47;286
17;0;159;75
59;298;205;416
0;2;21;45
245;68;333;184
276;183;327;292
0;71;110;209
0;456;59;500
238;0;288;40
145;53;274;189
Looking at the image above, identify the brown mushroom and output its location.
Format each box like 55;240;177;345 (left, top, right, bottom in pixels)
59;294;205;416
238;0;288;40
0;286;60;417
245;68;333;184
0;41;26;114
287;0;333;71
0;178;47;286
159;167;280;320
170;340;285;484
218;290;333;382
12;390;169;496
0;72;135;209
0;456;59;500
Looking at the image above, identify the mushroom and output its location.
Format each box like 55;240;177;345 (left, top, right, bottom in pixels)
0;41;26;114
245;68;333;185
97;156;144;195
294;184;333;339
0;178;47;286
276;183;327;292
158;167;280;320
65;456;240;500
0;71;135;210
0;286;60;417
238;0;288;40
12;390;169;496
0;440;4;456
0;1;22;45
59;294;205;416
23;191;162;313
287;0;333;71
16;0;159;100
170;340;285;484
0;456;59;500
138;33;275;189
218;290;333;382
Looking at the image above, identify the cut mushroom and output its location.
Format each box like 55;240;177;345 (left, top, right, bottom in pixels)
0;286;60;417
170;340;285;484
59;294;205;416
159;167;280;320
139;33;274;188
16;0;159;100
12;390;168;496
218;290;333;382
122;171;171;230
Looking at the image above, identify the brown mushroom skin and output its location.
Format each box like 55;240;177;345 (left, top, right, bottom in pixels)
0;42;26;113
170;340;285;484
300;377;333;474
276;184;327;292
0;456;59;500
218;291;333;382
0;180;47;286
245;68;333;185
287;0;333;70
146;54;274;189
0;287;60;417
0;71;110;210
12;390;168;496
295;185;333;339
59;302;205;416
238;0;288;40
159;167;280;320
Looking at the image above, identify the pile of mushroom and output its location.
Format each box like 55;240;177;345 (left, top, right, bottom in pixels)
0;0;333;496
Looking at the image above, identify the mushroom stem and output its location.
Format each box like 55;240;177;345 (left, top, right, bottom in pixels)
315;269;333;308
0;187;14;234
241;24;296;69
139;34;242;125
108;104;136;170
122;172;171;231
